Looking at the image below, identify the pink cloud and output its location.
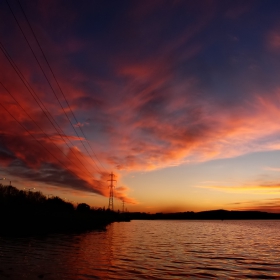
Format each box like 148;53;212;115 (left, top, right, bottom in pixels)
96;87;280;172
267;28;280;51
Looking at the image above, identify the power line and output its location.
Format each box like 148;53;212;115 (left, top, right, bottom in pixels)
17;0;109;173
5;0;106;174
0;101;76;175
0;81;94;179
0;41;98;177
0;41;63;136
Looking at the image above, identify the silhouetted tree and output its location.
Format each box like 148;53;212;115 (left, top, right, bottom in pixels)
77;203;90;212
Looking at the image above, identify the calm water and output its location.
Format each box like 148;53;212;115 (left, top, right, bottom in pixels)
0;220;280;279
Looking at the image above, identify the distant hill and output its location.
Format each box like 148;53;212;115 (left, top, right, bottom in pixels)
128;209;280;220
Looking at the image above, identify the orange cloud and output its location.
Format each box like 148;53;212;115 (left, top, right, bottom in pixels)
228;198;280;213
198;178;280;195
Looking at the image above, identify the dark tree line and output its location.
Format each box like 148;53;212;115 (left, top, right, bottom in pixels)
0;184;119;236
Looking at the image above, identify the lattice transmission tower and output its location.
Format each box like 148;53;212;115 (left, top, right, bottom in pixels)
108;172;116;211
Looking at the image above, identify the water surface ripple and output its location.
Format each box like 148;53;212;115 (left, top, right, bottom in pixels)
0;220;280;279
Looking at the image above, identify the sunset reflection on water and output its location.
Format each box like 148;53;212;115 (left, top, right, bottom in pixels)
1;220;280;279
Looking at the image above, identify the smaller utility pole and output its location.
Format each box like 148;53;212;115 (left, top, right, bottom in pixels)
108;172;116;211
122;200;125;213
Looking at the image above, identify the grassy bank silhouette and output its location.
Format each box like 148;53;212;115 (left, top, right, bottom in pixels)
0;184;120;236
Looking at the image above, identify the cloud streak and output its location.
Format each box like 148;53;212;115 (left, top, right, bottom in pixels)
228;198;280;213
198;177;280;195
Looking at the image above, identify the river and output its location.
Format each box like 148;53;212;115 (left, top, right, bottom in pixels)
0;220;280;279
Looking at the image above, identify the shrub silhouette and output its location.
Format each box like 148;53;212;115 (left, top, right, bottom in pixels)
77;203;90;212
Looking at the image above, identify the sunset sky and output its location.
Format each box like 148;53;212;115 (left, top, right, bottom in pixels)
1;0;280;213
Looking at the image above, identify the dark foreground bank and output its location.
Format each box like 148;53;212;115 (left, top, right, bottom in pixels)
0;185;126;236
2;184;279;236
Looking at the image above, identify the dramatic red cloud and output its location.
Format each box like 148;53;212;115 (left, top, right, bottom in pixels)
0;68;134;202
93;86;280;173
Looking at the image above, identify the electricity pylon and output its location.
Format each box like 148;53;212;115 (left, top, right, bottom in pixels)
108;172;116;211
